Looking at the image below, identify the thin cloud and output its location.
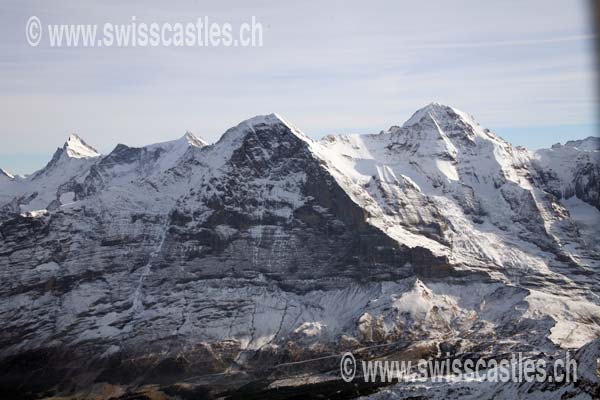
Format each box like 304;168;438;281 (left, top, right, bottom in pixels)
400;34;595;50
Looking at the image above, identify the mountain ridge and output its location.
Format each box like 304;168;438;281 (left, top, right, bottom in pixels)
0;104;598;399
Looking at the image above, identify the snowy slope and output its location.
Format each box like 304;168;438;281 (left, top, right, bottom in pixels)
319;104;598;309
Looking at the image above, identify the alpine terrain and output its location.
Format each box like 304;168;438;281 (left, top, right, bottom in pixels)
0;103;598;399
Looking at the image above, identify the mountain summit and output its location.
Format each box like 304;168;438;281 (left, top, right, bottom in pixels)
402;102;460;127
182;131;208;147
63;133;100;158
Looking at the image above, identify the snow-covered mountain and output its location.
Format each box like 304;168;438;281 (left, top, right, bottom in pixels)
0;104;598;399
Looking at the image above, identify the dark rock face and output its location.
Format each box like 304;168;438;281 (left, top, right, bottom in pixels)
0;109;598;399
172;121;445;289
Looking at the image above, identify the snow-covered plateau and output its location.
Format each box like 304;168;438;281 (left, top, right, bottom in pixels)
0;103;598;399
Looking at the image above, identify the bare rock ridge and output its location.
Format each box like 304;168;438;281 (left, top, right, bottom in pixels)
0;104;598;399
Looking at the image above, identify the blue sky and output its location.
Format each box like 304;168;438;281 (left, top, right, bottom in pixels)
0;0;598;175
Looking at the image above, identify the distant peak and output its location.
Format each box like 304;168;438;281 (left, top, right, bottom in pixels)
391;103;509;148
424;101;452;110
402;102;462;128
224;113;311;143
419;101;456;112
63;134;100;159
241;113;290;128
182;131;209;148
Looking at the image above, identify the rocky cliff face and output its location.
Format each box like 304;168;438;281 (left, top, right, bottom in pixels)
0;105;598;399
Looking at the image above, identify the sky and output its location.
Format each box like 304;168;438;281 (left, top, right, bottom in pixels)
0;0;598;175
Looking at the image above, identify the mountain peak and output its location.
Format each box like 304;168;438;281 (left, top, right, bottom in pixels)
398;102;506;147
29;134;100;180
219;113;311;146
63;134;100;159
240;113;293;130
402;102;462;128
182;131;209;148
